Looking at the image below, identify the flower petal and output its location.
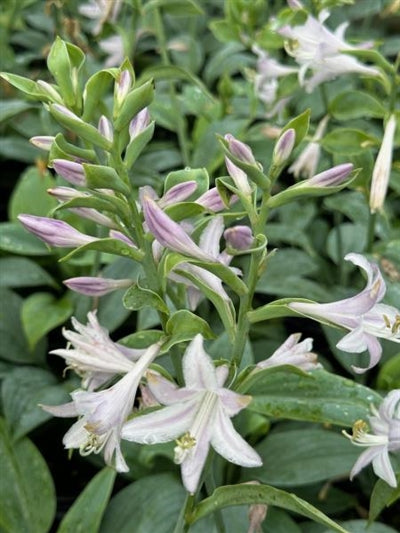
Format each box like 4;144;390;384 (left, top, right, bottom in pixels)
182;335;218;390
372;448;397;487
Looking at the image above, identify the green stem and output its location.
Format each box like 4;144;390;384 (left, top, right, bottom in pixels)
173;493;194;533
366;211;376;253
153;7;190;166
205;472;226;533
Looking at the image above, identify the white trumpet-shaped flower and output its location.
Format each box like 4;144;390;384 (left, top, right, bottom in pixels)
343;389;400;487
256;333;321;372
122;335;262;494
290;254;400;373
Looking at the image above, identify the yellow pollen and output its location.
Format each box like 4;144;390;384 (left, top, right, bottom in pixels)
392;315;400;334
383;314;391;328
352;419;369;440
175;432;196;451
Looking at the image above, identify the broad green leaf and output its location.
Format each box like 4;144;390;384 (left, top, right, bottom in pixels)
119;330;165;349
100;474;185;533
0;72;43;98
329;519;399;533
377;354;400;389
242;368;381;426
0;99;35;123
188;483;348;533
163;309;215;349
369;478;400;522
2;367;70;439
326;223;367;264
329;91;385;120
21;292;73;350
123;284;169;315
321;128;378;155
0;418;56;533
57;468;116;533
8;166;57;220
0;257;57;288
244;428;360;487
0;136;42;163
0;288;46;364
323;191;369;225
209;19;241;43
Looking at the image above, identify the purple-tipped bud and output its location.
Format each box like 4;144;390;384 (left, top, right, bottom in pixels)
224;226;254;251
225;157;252;196
64;276;133;296
115;70;132;106
225;134;257;165
47;186;86;202
273;128;296;166
307;163;353;187
52;104;83;122
196;188;238;212
30;136;55;151
18;214;97;248
37;80;63;103
141;194;214;261
53;159;86;186
129;108;151;140
159;181;197;208
98;115;113;142
109;230;137;248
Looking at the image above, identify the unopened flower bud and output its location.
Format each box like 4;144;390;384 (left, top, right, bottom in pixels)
225;157;252;196
273;128;295;166
225;134;256;165
37;80;63;104
98;115;113;142
64;276;133;296
47;186;86;201
53;159;86;186
369;114;396;214
52;104;83;122
30;136;55;151
129;108;151;140
18;214;97;248
159;181;197;208
307;163;353;187
224;226;253;251
115;70;132;107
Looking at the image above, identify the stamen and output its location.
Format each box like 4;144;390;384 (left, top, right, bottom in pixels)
174;432;196;464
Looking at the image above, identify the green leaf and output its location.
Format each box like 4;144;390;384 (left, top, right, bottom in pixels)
244;428;360;487
369;478;400;522
50;133;96;162
333;519;399;533
2;367;70;439
377;354;400;389
0;99;35;123
8;166;57;221
119;330;165;349
0;417;56;533
248;298;315;324
163;309;215;349
100;474;185;533
321;128;378;155
326;223;367;264
123;284;169;315
0;288;46;364
0;257;57;288
0;72;43;98
124;122;155;168
188;483;348;533
57;468;116;533
83;164;131;195
83;70;115;122
60;238;144;263
0;136;42;163
114;81;154;131
21;292;73;350
143;0;203;15
164;168;210;198
329;91;385;120
280;109;311;149
242;368;381;426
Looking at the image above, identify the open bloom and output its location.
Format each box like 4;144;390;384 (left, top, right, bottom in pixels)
289;253;400;373
370;115;397;213
51;311;146;390
279;10;379;92
43;341;161;473
344;389;400;487
79;0;123;35
122;335;261;493
256;333;321;372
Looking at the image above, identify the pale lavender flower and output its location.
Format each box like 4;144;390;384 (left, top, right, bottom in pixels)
272;128;296;166
370;115;397;214
225;134;257;165
30;136;55;151
289;115;329;179
109;230;137;248
79;0;123;35
98;115;113;142
122;335;262;493
157;182;198;209
50;311;145;390
343;389;400;487
224;226;254;251
252;45;297;106
290;253;400;373
115;69;132;107
279;10;379;92
64;277;133;297
196;187;236;212
255;333;321;371
141;192;216;262
18;214;97;248
129;108;151;140
224;157;252;196
44;340;161;472
99;35;125;68
53;159;86;186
